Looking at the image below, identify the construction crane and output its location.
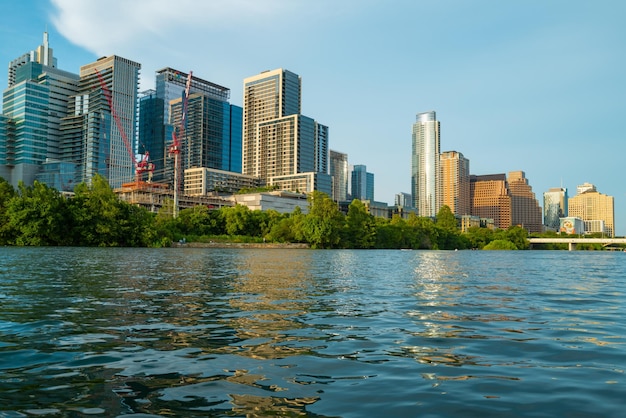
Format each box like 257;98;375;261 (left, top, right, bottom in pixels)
94;68;154;184
168;70;192;218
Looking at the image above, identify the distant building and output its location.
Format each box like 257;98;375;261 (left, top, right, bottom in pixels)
508;171;543;233
231;191;309;214
470;174;511;229
559;217;584;235
395;192;413;208
543;187;568;230
329;149;349;202
351;164;374;201
412;111;440;217
470;172;542;232
184;167;260;196
568;183;614;236
440;150;470;216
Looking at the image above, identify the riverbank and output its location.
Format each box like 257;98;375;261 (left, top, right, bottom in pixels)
172;241;310;249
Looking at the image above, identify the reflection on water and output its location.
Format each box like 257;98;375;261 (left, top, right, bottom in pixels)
1;248;625;417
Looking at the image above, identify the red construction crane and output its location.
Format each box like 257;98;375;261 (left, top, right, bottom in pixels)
94;68;154;184
168;70;192;218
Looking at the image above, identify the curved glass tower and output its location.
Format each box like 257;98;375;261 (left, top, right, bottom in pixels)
411;111;440;217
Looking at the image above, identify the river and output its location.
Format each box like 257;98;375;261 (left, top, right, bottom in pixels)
1;247;624;417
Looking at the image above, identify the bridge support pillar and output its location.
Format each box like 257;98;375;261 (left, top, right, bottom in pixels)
569;242;576;251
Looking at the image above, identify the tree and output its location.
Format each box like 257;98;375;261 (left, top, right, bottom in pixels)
343;199;376;248
0;177;16;245
436;205;457;230
221;204;253;236
7;181;69;246
302;191;343;248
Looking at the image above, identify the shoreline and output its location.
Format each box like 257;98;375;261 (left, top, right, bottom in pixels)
173;241;310;249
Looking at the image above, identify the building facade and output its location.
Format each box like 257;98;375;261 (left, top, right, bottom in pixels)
351;164;374;201
470;174;511;229
412;111;440;217
507;171;543;233
543;187;568;230
59;55;140;188
329;149;349;202
242;68;328;194
2;32;80;189
568;183;614;236
440;150;470;216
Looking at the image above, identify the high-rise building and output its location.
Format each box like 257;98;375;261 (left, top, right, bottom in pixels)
60;55;140;188
2;32;79;189
329;149;349;202
146;68;241;184
470;174;511;229
440;150;470;216
242;68;330;194
395;192;413;208
7;31;57;88
351;164;374;201
543;187;568;230
0;115;11;181
412;111;440;217
508;171;543;233
568;183;614;237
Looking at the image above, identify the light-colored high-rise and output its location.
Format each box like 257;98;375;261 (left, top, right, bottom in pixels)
61;55;140;188
543;187;568;230
440;150;470;216
242;68;330;195
412;111;440;217
568;183;614;236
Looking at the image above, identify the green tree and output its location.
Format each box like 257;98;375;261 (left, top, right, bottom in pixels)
221;204;253;236
436;205;457;230
302;191;343;248
0;177;16;245
343;199;376;248
7;181;69;246
483;239;518;250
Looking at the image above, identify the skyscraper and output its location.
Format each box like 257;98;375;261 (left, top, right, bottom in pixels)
470;174;511;229
412;111;440;217
568;183;614;237
242;68;330;194
543;187;568;230
2;32;79;189
440;150;470;216
508;171;543;233
60;55;140;188
351;164;374;201
329;149;349;202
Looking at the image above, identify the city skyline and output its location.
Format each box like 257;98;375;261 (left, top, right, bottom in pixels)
0;0;624;234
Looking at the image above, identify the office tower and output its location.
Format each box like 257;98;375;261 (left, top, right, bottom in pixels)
412;111;440;217
508;171;542;233
148;68;241;184
395;192;413;208
137;89;165;178
8;31;57;88
568;183;615;237
351;164;374;201
242;68;330;194
2;32;80;189
168;86;242;175
60;55;140;188
543;187;568;230
470;174;511;229
0;115;11;181
440;151;470;216
329;149;349;202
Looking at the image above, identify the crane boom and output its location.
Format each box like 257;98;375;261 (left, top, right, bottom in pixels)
168;70;193;218
95;68;154;183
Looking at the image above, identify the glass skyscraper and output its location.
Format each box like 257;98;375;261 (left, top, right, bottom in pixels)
329;149;349;202
412;111;440;217
351;164;374;201
543;187;568;230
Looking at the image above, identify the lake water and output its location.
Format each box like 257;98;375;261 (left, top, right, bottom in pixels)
0;247;625;417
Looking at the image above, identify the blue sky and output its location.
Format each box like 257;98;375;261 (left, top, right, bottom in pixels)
1;0;625;235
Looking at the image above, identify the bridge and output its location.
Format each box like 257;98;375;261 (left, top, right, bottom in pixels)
528;237;626;251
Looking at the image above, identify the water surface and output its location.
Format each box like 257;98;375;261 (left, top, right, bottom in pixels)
1;248;624;417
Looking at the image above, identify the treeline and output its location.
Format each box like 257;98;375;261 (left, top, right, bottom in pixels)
0;175;531;249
